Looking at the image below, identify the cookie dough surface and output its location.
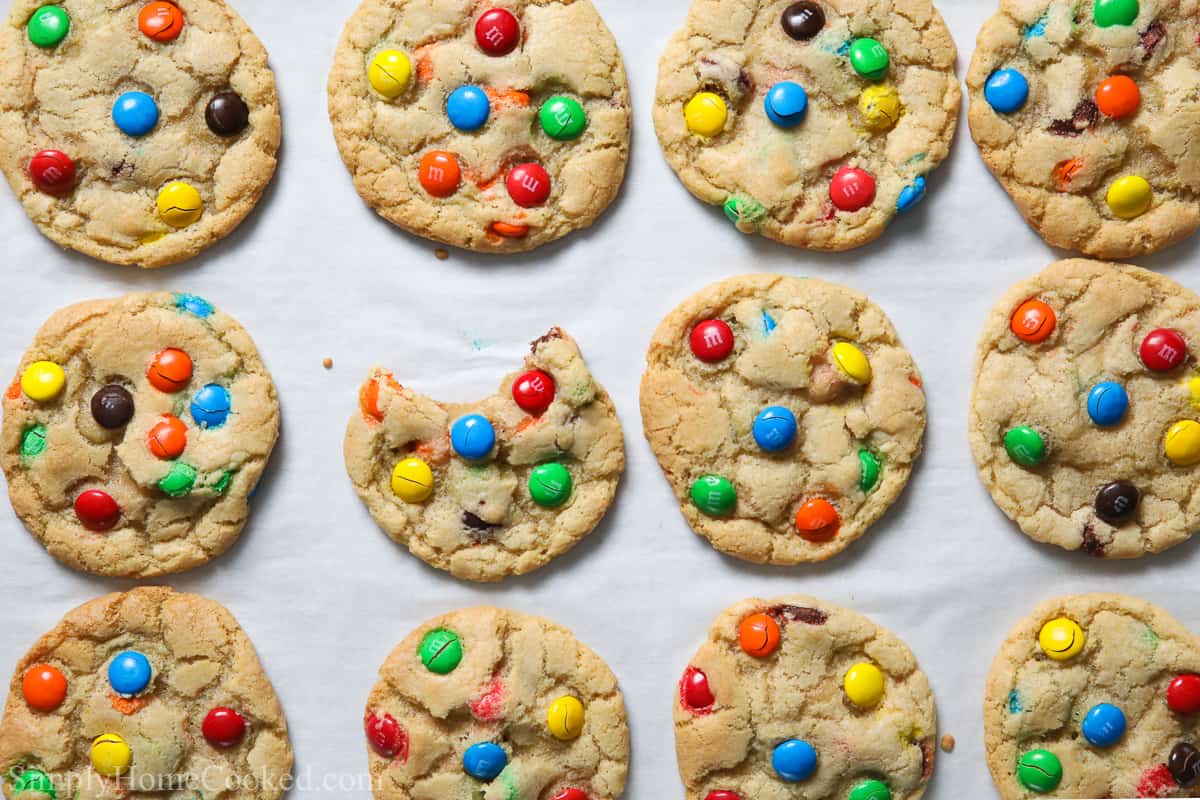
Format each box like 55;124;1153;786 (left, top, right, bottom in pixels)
1;292;280;578
640;274;925;564
327;0;631;253
364;606;628;800
969;259;1200;558
0;586;292;800
344;328;624;582
653;0;959;251
675;595;936;799
0;0;281;267
984;593;1200;798
967;0;1200;258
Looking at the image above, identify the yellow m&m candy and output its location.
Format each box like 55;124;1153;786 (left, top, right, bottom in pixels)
843;662;885;708
685;92;728;137
831;342;872;383
90;733;132;777
1165;420;1200;466
368;49;412;99
156;181;203;228
546;695;585;740
1038;617;1085;661
391;457;433;502
20;361;65;401
1106;175;1152;219
858;85;901;132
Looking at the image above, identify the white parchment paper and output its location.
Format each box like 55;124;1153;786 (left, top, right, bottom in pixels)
2;1;1199;796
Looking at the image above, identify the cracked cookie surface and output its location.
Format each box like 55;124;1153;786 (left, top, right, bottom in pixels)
0;0;281;268
344;328;624;582
640;274;925;564
653;0;959;251
326;0;631;253
984;593;1200;798
364;606;628;800
967;0;1200;258
0;586;292;800
675;594;936;799
969;259;1200;558
1;292;280;578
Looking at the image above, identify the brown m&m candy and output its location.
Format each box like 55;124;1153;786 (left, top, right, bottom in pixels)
1169;742;1200;787
205;91;249;137
1094;480;1138;524
781;1;824;40
91;384;134;429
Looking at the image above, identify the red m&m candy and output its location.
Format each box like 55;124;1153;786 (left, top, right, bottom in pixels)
551;790;589;800
419;151;461;198
679;666;714;712
147;348;193;392
690;319;734;362
829;165;876;212
506;163;551;207
1168;674;1200;714
475;8;520;56
513;369;555;414
147;415;188;459
705;793;743;800
30;149;76;195
75;489;120;531
365;711;408;758
1140;328;1187;371
202;707;246;747
22;664;67;711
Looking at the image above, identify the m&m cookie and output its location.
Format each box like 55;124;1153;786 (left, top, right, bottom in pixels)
364;607;628;800
969;259;1200;558
652;0;960;250
344;328;624;581
968;0;1200;258
326;1;631;253
0;0;281;267
676;596;937;799
640;275;926;564
0;587;292;799
1;292;280;578
985;594;1200;797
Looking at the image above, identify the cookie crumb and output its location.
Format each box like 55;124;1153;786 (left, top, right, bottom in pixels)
322;358;333;370
940;734;955;752
435;248;449;260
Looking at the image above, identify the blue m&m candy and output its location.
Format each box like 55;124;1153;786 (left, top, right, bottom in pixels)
764;81;808;128
451;414;495;460
108;651;152;695
1081;703;1126;747
1087;381;1128;427
897;176;926;212
112;91;160;136
191;384;231;429
984;69;1029;114
174;293;213;318
772;739;817;781
463;742;506;781
447;85;490;131
753;407;797;452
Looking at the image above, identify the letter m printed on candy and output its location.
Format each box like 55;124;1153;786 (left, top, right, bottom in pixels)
483;25;505;46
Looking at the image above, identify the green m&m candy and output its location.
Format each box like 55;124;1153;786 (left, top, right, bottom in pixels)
849;37;889;80
529;463;572;507
1016;749;1062;792
13;768;55;798
157;462;197;497
723;194;767;231
21;424;47;460
419;628;463;674
848;779;891;800
1093;0;1138;27
858;449;881;493
690;475;736;516
27;5;69;47
538;96;587;141
1004;426;1046;467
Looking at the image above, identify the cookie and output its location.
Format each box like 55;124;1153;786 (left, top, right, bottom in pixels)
967;0;1200;258
0;586;292;800
0;0;281;268
640;274;925;564
652;0;959;251
969;259;1200;558
675;595;937;799
327;0;631;253
984;593;1200;797
364;606;628;800
344;327;624;581
1;292;279;578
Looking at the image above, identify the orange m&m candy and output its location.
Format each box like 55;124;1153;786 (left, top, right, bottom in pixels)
738;613;781;658
147;414;187;459
419;151;461;198
147;348;193;393
1010;299;1056;343
795;498;839;542
138;1;184;41
23;664;67;712
1095;75;1140;120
